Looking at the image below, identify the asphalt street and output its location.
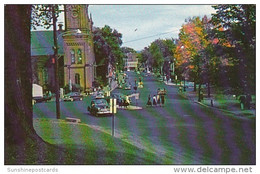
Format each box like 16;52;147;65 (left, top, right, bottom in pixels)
33;71;255;164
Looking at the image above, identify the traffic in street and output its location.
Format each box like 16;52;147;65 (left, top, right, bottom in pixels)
33;71;255;164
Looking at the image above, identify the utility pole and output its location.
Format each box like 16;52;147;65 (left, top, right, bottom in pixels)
111;98;115;137
52;5;61;119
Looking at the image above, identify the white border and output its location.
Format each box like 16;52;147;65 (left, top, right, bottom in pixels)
1;1;259;174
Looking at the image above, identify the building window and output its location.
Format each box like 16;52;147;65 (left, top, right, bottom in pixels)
75;73;80;85
70;49;75;64
77;49;82;64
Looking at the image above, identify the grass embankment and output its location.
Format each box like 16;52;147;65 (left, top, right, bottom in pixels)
19;118;157;164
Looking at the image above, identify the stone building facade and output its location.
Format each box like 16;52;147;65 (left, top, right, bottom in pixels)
63;5;95;90
31;5;95;92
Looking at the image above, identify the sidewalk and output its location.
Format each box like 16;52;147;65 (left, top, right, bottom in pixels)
163;81;176;86
117;105;142;110
159;77;256;117
180;90;256;118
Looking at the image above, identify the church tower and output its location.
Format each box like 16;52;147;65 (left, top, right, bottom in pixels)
63;5;95;91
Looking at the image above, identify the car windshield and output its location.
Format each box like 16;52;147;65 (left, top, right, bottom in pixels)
68;92;79;96
95;99;107;105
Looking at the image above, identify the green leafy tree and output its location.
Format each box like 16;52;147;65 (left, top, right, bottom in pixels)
144;39;176;74
149;41;164;73
31;5;61;30
140;47;153;71
211;5;256;94
93;25;124;85
121;47;137;54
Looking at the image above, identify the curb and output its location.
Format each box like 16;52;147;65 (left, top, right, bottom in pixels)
178;91;255;118
194;101;234;115
163;81;175;86
194;100;255;118
117;105;142;110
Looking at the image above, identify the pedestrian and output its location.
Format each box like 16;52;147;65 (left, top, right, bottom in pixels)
166;75;170;83
239;95;246;110
157;94;161;107
161;95;165;107
163;88;166;95
246;94;252;110
147;94;152;106
157;88;160;95
152;95;157;106
123;99;129;108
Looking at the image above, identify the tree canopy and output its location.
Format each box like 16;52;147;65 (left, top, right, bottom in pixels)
211;5;256;94
93;25;124;85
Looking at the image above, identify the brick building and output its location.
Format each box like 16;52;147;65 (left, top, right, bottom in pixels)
123;52;138;71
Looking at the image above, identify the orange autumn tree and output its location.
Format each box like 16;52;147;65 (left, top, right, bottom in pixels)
174;16;212;101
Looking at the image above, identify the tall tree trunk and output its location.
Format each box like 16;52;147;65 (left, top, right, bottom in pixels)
207;81;211;97
198;83;202;102
5;5;41;151
193;81;197;92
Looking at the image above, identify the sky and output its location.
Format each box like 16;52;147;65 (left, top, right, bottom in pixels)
88;5;216;51
33;5;216;51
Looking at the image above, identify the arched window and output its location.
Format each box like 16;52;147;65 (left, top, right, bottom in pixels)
77;49;82;64
70;49;75;64
75;73;80;85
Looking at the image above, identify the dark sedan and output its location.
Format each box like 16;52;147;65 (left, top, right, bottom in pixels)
63;92;83;101
88;98;111;116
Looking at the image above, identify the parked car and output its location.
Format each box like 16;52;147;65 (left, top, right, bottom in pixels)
117;83;123;89
124;83;131;90
155;75;163;82
158;76;164;82
184;82;194;88
43;94;52;102
33;94;52;103
111;93;131;107
95;91;105;99
63;92;83;101
88;98;110;116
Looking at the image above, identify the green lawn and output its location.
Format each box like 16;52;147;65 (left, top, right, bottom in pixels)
29;118;158;164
